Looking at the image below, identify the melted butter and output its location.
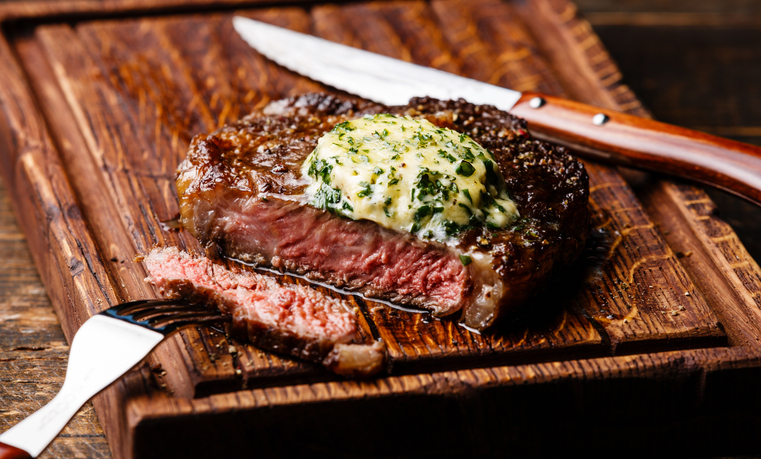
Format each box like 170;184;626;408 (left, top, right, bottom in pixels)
302;114;519;241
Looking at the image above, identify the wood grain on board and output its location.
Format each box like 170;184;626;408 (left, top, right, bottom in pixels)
25;0;726;388
0;0;761;457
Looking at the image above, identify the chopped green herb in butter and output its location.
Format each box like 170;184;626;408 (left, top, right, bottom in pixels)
302;114;519;241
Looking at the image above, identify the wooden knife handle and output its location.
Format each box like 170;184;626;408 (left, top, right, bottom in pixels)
0;443;31;459
511;92;761;206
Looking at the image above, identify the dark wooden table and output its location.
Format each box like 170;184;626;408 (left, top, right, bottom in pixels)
0;0;759;457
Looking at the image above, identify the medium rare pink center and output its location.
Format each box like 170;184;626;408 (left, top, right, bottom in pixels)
215;200;471;315
145;248;355;341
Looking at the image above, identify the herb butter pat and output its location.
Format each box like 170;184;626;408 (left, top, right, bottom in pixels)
302;114;519;240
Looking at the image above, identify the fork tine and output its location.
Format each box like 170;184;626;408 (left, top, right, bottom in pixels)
151;313;231;332
111;298;193;315
130;305;214;322
101;298;230;334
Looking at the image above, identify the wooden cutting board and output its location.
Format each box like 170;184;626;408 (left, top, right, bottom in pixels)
2;0;761;457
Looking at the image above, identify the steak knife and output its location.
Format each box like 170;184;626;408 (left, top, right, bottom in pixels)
232;16;761;207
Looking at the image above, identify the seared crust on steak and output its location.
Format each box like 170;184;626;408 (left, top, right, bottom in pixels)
177;93;589;330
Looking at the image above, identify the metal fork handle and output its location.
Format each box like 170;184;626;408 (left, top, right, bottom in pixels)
0;315;164;458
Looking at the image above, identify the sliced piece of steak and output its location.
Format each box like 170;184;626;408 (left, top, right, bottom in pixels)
177;93;590;330
144;246;386;377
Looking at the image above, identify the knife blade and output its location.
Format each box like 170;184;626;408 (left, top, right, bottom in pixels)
232;17;522;111
232;16;761;207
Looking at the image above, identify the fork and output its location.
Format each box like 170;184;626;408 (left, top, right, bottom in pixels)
0;298;230;458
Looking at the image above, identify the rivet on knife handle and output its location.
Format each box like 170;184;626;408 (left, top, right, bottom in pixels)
511;92;761;206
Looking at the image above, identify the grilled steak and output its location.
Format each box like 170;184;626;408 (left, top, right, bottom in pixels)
177;93;590;330
144;247;386;377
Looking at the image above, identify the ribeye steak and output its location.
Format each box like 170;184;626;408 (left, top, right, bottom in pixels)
176;93;590;330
